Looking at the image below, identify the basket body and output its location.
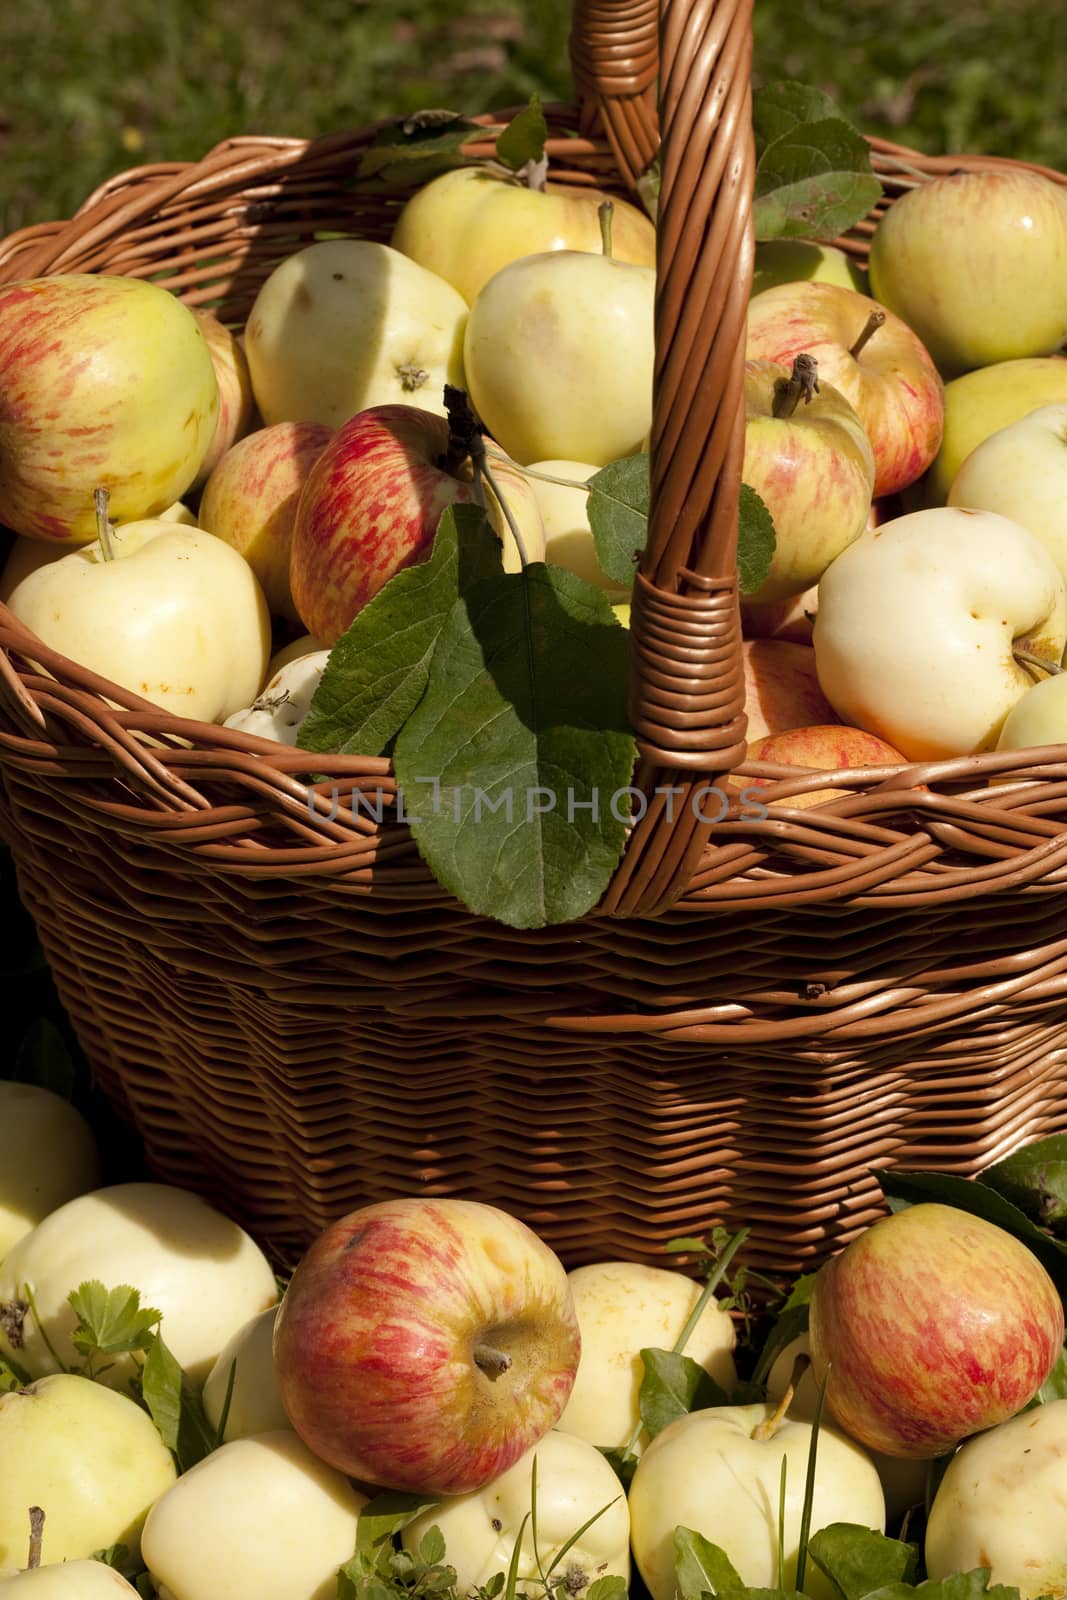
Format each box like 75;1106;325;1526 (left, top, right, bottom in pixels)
3;7;1067;1273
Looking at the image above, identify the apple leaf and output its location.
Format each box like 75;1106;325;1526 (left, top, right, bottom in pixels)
807;1525;919;1600
979;1134;1067;1233
782;1272;817;1310
674;1528;747;1600
354;110;488;189
299;505;504;759
638;1347;731;1440
140;1328;216;1472
392;564;636;929
750;1301;810;1387
861;1575;1026;1600
68;1281;161;1359
588;453;649;585
597;1444;638;1491
753;119;883;243
354;1492;444;1565
586;1581;628;1600
752;81;847;160
0;1348;30;1393
495;93;548;172
1035;1342;1067;1403
738;484;777;596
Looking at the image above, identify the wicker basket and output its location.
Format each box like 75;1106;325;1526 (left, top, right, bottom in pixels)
2;0;1067;1278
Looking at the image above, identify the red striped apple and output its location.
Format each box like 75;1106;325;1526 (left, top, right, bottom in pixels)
741;724;909;808
272;1197;581;1495
742;639;839;743
190;309;257;488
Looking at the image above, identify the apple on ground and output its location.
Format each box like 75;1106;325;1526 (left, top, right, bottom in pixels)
925;1399;1067;1598
190;308;257;487
201;1304;291;1443
808;1202;1064;1458
813;507;1067;760
742;357;875;602
463;221;655;466
0;1561;140;1594
947;402;1067;583
390;164;656;306
244;239;467;427
868;168;1067;377
0;1182;279;1388
522;458;630;596
746;280;944;498
926;355;1067;506
199;421;332;623
140;1430;367;1600
554;1260;737;1453
272;1196;581;1495
2;507;271;723
401;1429;631;1599
288;403;546;644
751;239;868;298
742;639;840;743
0;1084;99;1262
628;1403;885;1600
739;724;910;809
0;275;218;541
0;1374;177;1568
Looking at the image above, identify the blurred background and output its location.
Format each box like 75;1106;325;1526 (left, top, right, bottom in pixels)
0;0;1062;239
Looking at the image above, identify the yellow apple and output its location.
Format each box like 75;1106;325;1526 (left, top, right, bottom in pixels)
522;459;630;595
390;165;656;305
0;1083;99;1262
996;673;1067;752
751;240;867;298
190;309;257;488
201;1305;291;1443
947;402;1067;583
0;1562;140;1594
927;356;1067;505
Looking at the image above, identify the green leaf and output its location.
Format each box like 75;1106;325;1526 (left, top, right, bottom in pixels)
11;1018;76;1100
355;110;486;189
752;80;848;160
392;565;636;929
1036;1343;1067;1402
0;1348;31;1393
299;505;504;758
495;93;548;171
738;483;777;596
597;1445;638;1490
980;1135;1067;1232
639;1347;730;1439
418;1527;446;1567
355;1491;444;1565
587;454;648;586
750;1302;811;1388
636;157;661;223
673;1527;745;1600
753;119;883;242
807;1524;919;1600
782;1273;817;1311
69;1282;161;1360
140;1330;216;1472
586;1580;628;1600
863;1575;1025;1600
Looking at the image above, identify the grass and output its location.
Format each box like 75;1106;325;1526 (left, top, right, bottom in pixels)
0;0;1062;240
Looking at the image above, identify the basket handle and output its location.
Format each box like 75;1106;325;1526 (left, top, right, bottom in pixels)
571;0;755;915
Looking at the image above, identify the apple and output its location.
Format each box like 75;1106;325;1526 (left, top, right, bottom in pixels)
272;1196;581;1495
223;650;330;746
808;1202;1064;1459
0;275;218;541
3;510;271;722
244;239;467;427
740;724;910;808
742;639;840;743
266;633;326;676
463;241;655;466
0;1182;279;1388
0;1562;140;1595
927;355;1067;506
0;1084;99;1262
628;1403;885;1600
140;1430;367;1600
611;601;630;628
996;671;1067;753
554;1260;737;1452
190;308;257;488
522;459;630;595
289;403;545;644
401;1429;631;1598
201;1305;290;1443
947;402;1067;582
390;165;656;306
199;421;332;623
751;240;868;298
0;501;196;598
746;281;944;497
742;358;875;602
813;507;1067;760
925;1399;1067;1598
0;1374;177;1568
868;169;1067;376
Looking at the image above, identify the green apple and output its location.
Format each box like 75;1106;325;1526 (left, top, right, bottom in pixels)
464;247;654;466
948;402;1067;582
0;1561;140;1594
0;1084;99;1262
522;459;630;595
244;239;467;427
927;356;1067;505
751;240;867;298
201;1305;291;1442
0;1374;176;1568
869;169;1067;377
996;673;1067;752
390;165;656;306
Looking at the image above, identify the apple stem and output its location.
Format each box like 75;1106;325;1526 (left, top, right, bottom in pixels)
750;1351;811;1440
1014;648;1063;680
441;384;481;478
771;354;820;419
26;1506;44;1570
598;200;614;259
473;1343;513;1379
94;486;116;563
849;309;886;360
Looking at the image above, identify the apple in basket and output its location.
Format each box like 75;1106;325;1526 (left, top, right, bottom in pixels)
925;355;1067;506
272;1196;581;1495
189;307;257;488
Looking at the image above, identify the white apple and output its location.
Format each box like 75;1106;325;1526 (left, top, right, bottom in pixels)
140;1430;367;1600
868;169;1067;377
522;459;629;595
266;633;326;677
555;1260;736;1452
401;1429;630;1599
0;1374;176;1569
0;1561;140;1594
463;247;654;466
0;1182;279;1388
813;507;1067;760
223;650;330;747
628;1403;884;1600
927;356;1067;506
948;403;1067;582
0;1084;99;1262
3;514;270;722
244;240;467;426
201;1305;291;1442
996;672;1067;752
